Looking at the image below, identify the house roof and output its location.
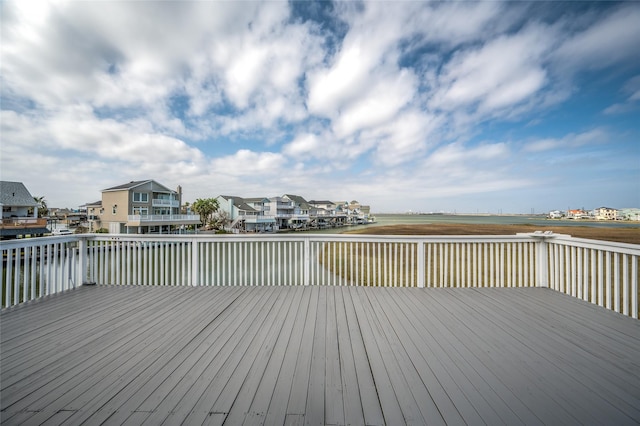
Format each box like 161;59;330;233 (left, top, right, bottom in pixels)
102;180;174;193
83;201;103;207
243;197;270;204
283;194;310;209
308;200;335;205
219;195;258;213
0;181;38;207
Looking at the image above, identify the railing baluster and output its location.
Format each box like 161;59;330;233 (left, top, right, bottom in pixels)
6;249;13;307
632;256;638;319
614;253;620;313
577;247;583;300
623;254;629;316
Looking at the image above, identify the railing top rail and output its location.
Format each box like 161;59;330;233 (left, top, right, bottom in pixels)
2;232;638;253
548;234;640;255
84;233;542;244
0;234;79;248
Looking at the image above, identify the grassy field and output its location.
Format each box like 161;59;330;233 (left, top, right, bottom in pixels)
346;223;640;245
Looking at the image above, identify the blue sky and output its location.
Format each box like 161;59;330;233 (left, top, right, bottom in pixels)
1;1;639;213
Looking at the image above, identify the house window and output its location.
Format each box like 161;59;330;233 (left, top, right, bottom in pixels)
133;207;148;216
112;205;117;215
133;192;149;203
100;208;104;215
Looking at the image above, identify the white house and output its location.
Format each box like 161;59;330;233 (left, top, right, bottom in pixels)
216;195;276;233
0;181;49;239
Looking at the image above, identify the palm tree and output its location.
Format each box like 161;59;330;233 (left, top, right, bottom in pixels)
33;196;49;218
191;198;219;228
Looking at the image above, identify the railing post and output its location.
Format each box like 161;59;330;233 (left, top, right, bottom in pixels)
191;238;199;287
524;231;555;288
304;237;310;286
417;241;425;288
78;237;87;287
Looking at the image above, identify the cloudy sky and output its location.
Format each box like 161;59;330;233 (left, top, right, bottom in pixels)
1;1;639;213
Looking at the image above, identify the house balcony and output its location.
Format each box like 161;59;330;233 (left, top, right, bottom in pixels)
126;214;200;226
1;233;639;425
240;214;276;224
151;198;180;208
0;217;47;229
0;217;50;238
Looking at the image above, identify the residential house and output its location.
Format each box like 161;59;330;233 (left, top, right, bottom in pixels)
0;181;49;239
617;208;640;221
594;207;618;221
85;201;103;232
548;210;564;219
87;180;200;234
49;208;86;230
282;194;312;229
215;195;276;233
346;200;372;224
567;209;588;219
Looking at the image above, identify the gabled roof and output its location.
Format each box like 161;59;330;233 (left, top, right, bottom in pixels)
0;181;38;207
219;195;258;213
102;180;174;193
308;200;335;205
283;194;310;209
244;197;270;204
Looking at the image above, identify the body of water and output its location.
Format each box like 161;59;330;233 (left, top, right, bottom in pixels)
307;214;639;234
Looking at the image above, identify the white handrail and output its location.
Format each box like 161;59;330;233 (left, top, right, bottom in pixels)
1;233;638;318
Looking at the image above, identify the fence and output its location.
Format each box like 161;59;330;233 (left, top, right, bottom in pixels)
2;233;638;318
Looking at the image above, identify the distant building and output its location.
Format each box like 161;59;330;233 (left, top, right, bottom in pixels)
616;208;639;221
0;181;49;239
86;180;200;234
548;210;563;219
567;209;588;219
594;207;618;221
215;195;276;233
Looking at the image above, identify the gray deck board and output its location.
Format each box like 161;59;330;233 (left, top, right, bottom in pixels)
2;285;640;426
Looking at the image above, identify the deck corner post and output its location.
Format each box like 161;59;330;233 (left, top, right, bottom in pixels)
303;237;310;286
528;232;552;288
537;240;549;288
417;241;425;288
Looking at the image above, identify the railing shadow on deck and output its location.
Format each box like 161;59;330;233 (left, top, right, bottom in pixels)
2;232;638;318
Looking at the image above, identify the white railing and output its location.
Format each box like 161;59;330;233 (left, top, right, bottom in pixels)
151;199;180;208
127;214;200;222
547;235;639;317
239;214;276;223
1;233;638;318
1;236;83;308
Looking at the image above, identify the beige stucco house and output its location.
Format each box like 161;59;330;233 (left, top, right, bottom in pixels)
87;180;200;234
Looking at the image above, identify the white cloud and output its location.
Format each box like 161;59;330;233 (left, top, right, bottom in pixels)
210;150;287;177
366;110;442;166
332;70;417;138
432;24;553;114
524;129;609;152
554;5;640;73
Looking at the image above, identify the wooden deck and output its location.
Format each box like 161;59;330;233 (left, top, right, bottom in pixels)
1;285;640;425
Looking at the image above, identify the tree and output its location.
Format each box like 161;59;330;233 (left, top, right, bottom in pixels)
191;198;219;228
33;196;49;218
211;210;231;230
